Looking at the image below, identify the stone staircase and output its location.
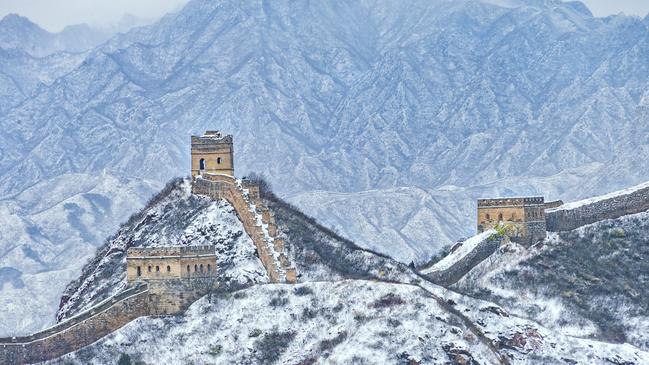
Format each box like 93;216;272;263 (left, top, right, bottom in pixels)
193;175;297;283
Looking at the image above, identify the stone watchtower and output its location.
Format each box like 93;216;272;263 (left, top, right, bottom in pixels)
477;197;547;246
191;131;234;178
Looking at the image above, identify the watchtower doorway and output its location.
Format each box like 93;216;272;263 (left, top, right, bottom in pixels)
199;158;206;170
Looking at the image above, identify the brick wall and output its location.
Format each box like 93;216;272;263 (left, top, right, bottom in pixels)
546;184;649;232
0;279;214;365
423;235;502;286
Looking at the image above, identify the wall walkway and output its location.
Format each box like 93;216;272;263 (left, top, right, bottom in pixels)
193;175;297;283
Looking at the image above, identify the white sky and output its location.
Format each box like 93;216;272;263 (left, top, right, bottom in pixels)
0;0;190;32
0;0;647;32
580;0;649;17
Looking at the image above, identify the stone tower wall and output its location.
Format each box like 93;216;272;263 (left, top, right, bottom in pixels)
477;197;546;246
191;132;234;178
126;246;217;282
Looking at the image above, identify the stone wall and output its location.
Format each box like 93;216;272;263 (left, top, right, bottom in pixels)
191;132;234;178
193;175;298;284
126;246;217;282
546;184;649;232
0;279;215;365
423;235;502;286
477;197;546;246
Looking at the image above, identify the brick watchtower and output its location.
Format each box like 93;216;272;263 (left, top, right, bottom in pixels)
191;131;234;179
477;197;547;246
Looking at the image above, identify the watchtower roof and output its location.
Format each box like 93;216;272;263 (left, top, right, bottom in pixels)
127;245;216;258
477;196;544;207
191;131;233;145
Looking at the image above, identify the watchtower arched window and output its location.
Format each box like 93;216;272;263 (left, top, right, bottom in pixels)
194;264;198;272
166;265;171;273
486;213;490;220
156;266;160;272
187;265;190;272
200;264;204;272
199;158;206;170
207;264;211;272
137;266;141;277
498;213;503;222
217;157;222;164
148;266;152;273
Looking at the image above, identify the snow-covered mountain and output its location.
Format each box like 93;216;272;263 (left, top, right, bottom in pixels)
2;0;649;336
455;209;649;351
31;179;649;364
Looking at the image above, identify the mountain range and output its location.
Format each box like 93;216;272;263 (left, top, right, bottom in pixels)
1;0;649;335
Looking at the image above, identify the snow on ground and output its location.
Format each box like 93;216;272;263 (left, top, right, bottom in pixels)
453;210;649;351
421;230;495;274
56;179;267;321
419;281;649;365
49;280;500;365
47;279;649;365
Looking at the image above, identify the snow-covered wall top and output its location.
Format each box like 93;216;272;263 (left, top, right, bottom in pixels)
546;181;649;232
421;230;501;286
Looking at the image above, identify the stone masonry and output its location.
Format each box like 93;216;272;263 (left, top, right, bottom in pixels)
191;131;297;284
477;197;546;246
193;174;297;283
422;234;503;286
126;245;217;282
191;131;234;178
546;183;649;232
0;275;216;365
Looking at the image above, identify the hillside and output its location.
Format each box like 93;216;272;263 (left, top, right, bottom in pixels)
27;178;649;364
4;0;649;337
454;210;649;351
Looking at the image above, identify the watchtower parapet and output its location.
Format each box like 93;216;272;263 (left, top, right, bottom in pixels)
477;196;546;246
126;245;217;283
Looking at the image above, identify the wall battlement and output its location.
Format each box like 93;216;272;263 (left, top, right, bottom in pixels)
192;174;298;284
127;245;217;283
0;277;216;365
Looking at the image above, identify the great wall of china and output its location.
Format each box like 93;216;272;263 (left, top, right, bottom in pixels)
192;173;297;283
0;279;212;364
1;130;648;364
0;131;298;364
421;181;649;286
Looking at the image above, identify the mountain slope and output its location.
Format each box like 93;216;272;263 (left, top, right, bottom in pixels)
0;14;113;57
454;210;649;350
37;179;649;364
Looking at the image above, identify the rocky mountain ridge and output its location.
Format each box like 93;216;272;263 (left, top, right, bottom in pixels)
3;0;649;336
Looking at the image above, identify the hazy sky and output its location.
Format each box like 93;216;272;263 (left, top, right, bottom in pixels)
0;0;190;32
0;0;647;32
581;0;649;17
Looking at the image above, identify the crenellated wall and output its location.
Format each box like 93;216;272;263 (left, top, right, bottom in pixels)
421;233;502;286
193;174;297;283
0;279;215;365
546;183;649;232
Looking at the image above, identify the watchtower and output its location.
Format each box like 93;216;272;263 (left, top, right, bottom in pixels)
126;246;217;283
477;197;546;246
191;131;234;179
